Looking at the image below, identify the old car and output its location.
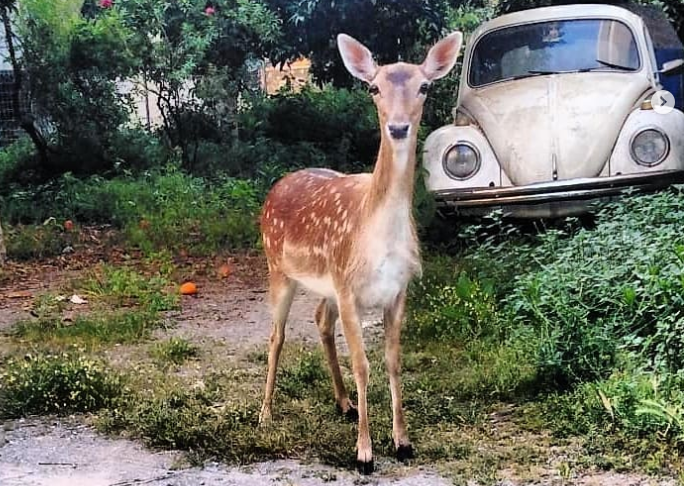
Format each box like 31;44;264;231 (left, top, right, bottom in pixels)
422;3;684;218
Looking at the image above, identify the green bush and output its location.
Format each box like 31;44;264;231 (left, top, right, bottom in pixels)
5;222;73;260
0;138;38;188
238;86;378;174
506;189;684;387
0;168;261;254
0;353;123;418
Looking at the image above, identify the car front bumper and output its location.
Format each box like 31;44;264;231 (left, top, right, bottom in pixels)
433;170;684;218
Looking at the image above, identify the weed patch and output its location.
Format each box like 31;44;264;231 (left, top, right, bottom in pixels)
11;311;161;346
78;264;178;313
151;337;199;366
5;223;73;260
0;352;123;418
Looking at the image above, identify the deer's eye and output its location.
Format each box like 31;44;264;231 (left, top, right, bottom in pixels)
368;84;380;96
419;83;430;95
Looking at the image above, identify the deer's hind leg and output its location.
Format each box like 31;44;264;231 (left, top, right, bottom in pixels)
315;298;357;421
259;270;297;425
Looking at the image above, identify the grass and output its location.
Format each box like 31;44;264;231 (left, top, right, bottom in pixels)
77;263;179;313
10;311;162;347
0;352;123;419
3;190;684;481
93;338;537;471
151;337;199;366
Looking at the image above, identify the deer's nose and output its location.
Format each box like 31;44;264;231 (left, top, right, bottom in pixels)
388;124;410;140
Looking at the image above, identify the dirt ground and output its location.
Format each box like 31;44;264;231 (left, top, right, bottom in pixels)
0;256;679;486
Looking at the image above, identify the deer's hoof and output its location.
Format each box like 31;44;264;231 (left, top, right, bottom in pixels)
336;402;358;423
396;444;414;462
356;459;374;475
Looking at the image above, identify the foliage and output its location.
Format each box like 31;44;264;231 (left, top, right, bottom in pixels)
541;369;684;454
238;86;378;173
264;0;460;87
408;270;500;342
505;189;684;387
4;222;72;260
0;352;123;418
18;0;137;174
0;138;39;188
116;0;282;169
0;169;261;255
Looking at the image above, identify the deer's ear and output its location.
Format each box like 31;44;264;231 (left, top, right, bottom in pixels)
337;34;377;83
421;31;463;81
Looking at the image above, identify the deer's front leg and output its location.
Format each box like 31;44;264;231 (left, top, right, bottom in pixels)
337;292;373;474
384;290;413;461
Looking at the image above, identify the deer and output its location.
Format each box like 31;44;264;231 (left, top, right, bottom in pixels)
258;31;463;475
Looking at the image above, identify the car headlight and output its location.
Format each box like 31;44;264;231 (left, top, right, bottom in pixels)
630;128;669;167
443;142;481;180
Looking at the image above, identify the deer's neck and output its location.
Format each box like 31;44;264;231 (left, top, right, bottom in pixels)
366;135;417;214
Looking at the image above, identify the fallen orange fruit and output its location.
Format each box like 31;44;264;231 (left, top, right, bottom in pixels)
180;282;198;295
218;264;231;278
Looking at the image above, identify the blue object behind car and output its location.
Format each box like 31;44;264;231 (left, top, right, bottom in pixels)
657;47;684;109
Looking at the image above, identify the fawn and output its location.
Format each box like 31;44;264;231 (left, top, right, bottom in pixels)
258;31;463;474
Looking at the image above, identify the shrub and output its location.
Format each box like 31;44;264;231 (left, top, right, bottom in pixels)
543;369;684;448
4;223;70;260
238;86;378;174
0;138;38;188
506;189;684;387
0;353;123;418
0;169;262;255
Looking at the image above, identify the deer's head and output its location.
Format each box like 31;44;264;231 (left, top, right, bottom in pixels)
337;32;463;144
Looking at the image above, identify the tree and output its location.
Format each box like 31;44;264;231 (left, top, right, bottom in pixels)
17;0;138;174
116;0;282;170
0;0;50;165
264;0;458;87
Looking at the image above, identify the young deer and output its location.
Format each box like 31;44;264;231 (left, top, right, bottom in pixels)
258;31;463;474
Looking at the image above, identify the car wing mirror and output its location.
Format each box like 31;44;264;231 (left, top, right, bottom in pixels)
660;59;684;76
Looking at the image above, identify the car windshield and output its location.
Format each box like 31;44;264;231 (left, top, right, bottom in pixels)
469;19;641;86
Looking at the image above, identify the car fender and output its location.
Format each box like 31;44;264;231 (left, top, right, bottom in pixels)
422;124;511;192
608;107;684;176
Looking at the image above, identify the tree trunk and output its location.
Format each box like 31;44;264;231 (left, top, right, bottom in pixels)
1;5;50;165
0;219;6;267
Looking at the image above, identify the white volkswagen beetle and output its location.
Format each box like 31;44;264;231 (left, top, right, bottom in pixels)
422;4;684;218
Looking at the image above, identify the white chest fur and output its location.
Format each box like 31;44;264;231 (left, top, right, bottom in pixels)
355;204;419;309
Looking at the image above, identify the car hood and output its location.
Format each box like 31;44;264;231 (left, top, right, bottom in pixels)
461;74;651;185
